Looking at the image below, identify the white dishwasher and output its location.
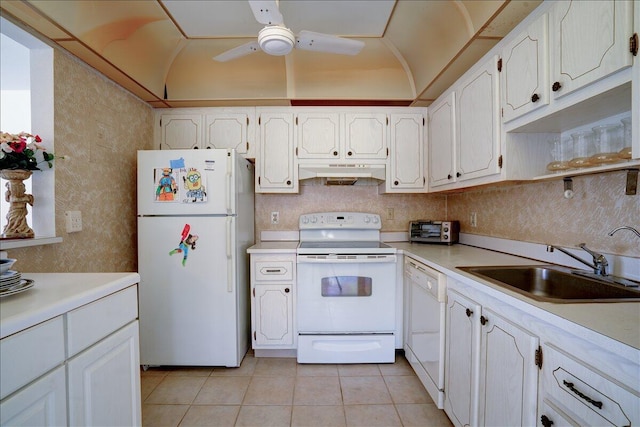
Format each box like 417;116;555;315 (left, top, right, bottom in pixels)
404;257;447;408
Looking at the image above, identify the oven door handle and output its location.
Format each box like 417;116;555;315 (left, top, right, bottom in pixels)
297;255;397;264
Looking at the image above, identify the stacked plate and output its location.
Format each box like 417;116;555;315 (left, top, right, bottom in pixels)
0;270;34;298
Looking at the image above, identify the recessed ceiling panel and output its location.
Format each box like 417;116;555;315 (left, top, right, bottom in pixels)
161;0;396;38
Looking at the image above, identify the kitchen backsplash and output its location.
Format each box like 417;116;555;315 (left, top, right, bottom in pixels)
257;171;639;258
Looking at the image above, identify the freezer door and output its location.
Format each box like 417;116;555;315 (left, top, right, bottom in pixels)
137;149;236;216
138;216;246;367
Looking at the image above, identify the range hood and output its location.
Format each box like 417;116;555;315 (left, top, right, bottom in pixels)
298;163;386;185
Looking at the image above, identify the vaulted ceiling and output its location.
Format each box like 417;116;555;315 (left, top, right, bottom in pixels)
0;0;541;107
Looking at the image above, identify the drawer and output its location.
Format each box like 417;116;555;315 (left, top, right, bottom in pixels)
542;343;640;426
254;261;294;282
67;285;138;357
0;316;65;400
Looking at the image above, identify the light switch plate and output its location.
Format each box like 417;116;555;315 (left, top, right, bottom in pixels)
65;211;82;232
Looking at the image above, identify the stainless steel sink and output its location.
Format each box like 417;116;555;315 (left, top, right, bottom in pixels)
458;265;640;303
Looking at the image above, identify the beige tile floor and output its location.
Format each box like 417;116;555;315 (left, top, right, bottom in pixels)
141;352;453;427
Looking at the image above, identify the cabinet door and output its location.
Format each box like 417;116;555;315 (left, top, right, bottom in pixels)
456;56;502;182
344;113;388;159
257;112;298;193
160;114;201;150
477;308;539;427
204;112;252;156
387;113;426;192
550;0;633;99
501;13;549;122
296;112;341;159
444;290;481;427
253;285;294;347
0;367;67;427
428;93;456;187
67;321;141;427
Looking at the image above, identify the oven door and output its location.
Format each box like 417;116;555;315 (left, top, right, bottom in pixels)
297;254;397;333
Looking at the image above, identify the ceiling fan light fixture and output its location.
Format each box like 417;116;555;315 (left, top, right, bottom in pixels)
258;26;295;56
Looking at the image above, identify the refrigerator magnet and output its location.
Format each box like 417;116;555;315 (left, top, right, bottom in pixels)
169;224;198;267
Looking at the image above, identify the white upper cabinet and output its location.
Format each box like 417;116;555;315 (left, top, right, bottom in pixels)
344;112;389;160
501;13;549;123
385;112;427;192
156;109;255;158
550;0;634;99
296;112;341;159
203;111;255;157
428;93;456;188
256;111;298;193
159;114;201;150
456;55;502;182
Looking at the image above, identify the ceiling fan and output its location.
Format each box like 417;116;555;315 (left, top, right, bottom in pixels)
213;0;365;62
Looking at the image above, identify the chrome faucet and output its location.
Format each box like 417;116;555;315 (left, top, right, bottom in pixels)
546;243;608;276
608;226;640;239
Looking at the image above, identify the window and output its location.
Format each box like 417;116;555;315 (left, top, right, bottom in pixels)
1;17;58;247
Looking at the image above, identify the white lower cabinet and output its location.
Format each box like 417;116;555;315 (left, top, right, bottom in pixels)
67;321;140;427
445;288;539;427
0;285;141;427
540;343;640;427
0;367;67;427
250;254;296;349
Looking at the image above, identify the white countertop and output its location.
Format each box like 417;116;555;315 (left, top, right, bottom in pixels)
392;242;640;352
0;272;140;339
247;241;298;253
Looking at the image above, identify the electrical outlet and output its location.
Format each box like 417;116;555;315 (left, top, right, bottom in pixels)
386;208;395;220
271;211;279;224
470;212;477;228
65;210;82;233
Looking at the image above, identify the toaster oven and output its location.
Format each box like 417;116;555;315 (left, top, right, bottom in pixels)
409;220;459;245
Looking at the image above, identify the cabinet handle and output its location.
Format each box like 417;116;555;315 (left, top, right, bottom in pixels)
206;146;211;149
480;315;488;325
540;415;554;427
447;174;452;180
552;82;562;92
285;287;290;293
465;308;473;317
630;33;638;56
394;180;399;186
347;151;353;156
562;380;603;409
531;93;540;103
456;172;462;178
333;151;338;156
194;146;199;149
286;180;292;186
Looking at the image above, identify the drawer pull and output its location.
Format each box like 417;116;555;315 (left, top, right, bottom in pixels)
562;380;603;409
465;308;473;317
540;415;554;427
265;269;283;273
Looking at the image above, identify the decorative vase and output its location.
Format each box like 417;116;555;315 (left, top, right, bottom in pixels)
0;169;35;239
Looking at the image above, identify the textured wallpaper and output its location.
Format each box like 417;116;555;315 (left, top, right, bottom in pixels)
447;171;640;257
8;49;154;272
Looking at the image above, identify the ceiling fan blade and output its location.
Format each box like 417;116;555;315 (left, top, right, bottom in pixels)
295;31;364;55
213;41;261;62
248;0;284;25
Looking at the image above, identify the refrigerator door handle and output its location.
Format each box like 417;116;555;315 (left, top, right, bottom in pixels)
226;217;233;292
225;155;233;214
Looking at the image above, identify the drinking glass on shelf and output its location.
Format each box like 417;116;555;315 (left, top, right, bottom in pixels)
546;136;572;172
569;130;595;168
591;124;622;164
619;117;632;159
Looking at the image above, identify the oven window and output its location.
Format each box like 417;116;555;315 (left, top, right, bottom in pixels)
321;276;372;297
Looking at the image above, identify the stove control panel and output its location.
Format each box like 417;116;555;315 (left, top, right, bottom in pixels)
299;212;381;229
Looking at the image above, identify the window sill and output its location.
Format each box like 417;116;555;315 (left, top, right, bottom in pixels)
0;236;63;250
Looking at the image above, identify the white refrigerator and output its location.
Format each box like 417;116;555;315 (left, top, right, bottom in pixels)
137;149;254;367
